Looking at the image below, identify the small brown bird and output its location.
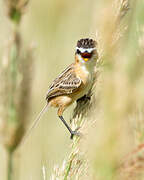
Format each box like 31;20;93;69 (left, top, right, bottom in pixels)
24;38;98;141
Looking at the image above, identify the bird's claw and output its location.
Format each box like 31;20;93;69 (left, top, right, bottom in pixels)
70;127;81;139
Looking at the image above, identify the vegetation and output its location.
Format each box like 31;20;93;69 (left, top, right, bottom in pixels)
0;0;144;179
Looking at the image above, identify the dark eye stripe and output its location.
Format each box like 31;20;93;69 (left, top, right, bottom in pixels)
76;49;81;54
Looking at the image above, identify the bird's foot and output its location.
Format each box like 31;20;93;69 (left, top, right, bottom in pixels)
77;94;91;102
70;127;81;139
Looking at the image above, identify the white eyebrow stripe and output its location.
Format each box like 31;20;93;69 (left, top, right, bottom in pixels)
76;47;96;53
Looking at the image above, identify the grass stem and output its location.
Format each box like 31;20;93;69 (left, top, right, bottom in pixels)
7;150;13;180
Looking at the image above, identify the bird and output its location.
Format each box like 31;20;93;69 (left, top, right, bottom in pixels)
23;38;98;142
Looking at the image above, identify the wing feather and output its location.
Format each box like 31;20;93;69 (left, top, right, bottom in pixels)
46;64;81;101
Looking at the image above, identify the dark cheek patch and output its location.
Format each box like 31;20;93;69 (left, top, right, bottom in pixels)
81;52;93;58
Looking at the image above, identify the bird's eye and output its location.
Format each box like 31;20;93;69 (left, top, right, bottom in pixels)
76;49;81;54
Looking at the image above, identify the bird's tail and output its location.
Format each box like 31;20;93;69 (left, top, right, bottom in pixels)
20;103;49;146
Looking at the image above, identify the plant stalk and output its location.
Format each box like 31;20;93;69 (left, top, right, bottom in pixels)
7;150;13;180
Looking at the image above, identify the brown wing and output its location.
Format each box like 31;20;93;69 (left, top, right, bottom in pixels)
46;64;81;101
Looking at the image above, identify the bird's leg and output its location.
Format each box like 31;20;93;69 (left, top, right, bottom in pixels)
59;116;80;139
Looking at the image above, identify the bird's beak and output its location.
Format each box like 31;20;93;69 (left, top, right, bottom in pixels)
83;58;89;62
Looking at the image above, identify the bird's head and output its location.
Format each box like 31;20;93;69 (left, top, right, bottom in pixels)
75;38;98;65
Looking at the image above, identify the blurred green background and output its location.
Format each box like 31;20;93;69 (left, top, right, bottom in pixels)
1;0;144;180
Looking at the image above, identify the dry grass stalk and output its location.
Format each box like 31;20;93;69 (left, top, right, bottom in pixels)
91;1;144;179
1;0;33;154
116;22;144;180
118;144;144;180
0;0;33;179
